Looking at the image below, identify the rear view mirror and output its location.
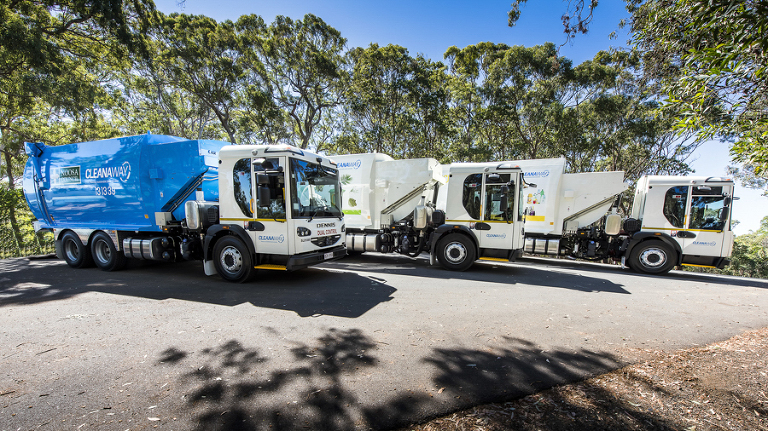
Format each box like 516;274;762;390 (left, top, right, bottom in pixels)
257;185;271;207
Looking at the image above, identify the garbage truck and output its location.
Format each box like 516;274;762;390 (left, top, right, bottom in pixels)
335;154;734;275
22;134;346;282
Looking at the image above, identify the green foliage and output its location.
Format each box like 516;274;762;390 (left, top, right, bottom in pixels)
687;216;768;279
631;0;768;182
0;185;54;258
336;44;451;160
258;14;347;150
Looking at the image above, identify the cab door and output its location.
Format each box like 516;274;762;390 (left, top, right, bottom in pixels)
478;173;518;251
681;184;733;261
251;156;290;256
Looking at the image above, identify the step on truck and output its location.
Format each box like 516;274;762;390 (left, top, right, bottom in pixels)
334;154;734;275
23;134;346;282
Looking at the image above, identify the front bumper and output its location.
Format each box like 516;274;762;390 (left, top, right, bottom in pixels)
286;245;347;271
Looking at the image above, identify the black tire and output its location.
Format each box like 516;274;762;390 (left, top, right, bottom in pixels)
90;232;127;272
629;240;676;275
213;236;256;283
435;233;476;271
60;231;93;269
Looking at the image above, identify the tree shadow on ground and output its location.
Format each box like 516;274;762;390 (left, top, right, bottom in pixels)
157;329;626;430
334;253;631;294
0;257;395;317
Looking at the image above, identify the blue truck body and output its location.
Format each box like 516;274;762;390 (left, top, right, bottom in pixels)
23;134;228;232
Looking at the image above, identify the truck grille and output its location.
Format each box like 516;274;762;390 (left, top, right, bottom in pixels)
311;235;341;247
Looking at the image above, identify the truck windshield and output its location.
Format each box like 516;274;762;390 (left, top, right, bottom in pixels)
289;159;343;219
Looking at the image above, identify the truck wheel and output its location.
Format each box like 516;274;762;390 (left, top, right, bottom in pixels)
90;232;127;271
213;236;255;283
436;233;476;272
629;240;676;275
61;231;93;269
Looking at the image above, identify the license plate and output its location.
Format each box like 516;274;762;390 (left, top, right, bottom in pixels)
324;252;333;260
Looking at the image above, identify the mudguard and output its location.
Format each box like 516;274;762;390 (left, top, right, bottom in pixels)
428;224;479;257
625;232;683;265
203;224;257;263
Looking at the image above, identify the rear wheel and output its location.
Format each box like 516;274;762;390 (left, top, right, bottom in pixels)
435;233;476;271
213;236;256;283
61;231;93;268
91;232;127;271
629;240;676;275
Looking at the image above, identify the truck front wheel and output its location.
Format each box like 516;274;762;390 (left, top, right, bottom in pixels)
629;240;676;275
213;236;256;283
436;233;476;272
91;232;127;271
61;231;93;269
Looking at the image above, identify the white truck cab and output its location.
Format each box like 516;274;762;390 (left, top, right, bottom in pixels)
629;176;734;271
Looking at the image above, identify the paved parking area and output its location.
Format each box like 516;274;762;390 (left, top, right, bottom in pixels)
2;254;767;430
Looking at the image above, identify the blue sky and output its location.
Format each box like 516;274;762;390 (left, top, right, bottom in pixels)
155;0;766;235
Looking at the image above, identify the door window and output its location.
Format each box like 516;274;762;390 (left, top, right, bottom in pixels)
663;186;688;228
484;173;513;221
689;194;726;231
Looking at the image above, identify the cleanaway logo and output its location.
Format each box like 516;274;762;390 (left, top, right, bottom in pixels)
337;160;362;169
258;234;285;244
525;170;550;178
85;161;131;181
692;241;717;247
487;233;507;239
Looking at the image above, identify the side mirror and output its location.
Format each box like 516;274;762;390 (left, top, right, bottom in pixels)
257;185;271;207
499;185;509;211
720;197;731;222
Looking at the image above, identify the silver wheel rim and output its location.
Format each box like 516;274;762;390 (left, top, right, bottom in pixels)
94;240;111;265
220;245;243;273
444;242;467;264
64;239;79;262
639;247;667;268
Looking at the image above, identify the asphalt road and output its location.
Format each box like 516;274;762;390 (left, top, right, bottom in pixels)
2;254;767;430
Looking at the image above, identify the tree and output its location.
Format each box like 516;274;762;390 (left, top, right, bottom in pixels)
1;0;152;254
152;13;247;144
258;14;347;151
508;0;768;189
631;0;768;181
335;44;452;160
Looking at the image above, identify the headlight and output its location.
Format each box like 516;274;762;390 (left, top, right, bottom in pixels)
341;224;345;232
297;227;311;237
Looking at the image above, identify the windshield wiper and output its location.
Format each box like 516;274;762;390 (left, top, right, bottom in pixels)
308;209;320;222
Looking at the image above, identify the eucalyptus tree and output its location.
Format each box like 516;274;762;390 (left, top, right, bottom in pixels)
257;14;347;151
1;0;152;252
340;44;416;156
335;44;452;160
443;42;509;161
152;13;246;144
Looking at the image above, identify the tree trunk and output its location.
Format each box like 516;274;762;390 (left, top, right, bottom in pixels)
3;150;26;254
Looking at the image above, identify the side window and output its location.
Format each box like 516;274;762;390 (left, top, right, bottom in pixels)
663;186;688;228
233;158;253;217
254;158;286;219
462;174;483;220
689;195;726;231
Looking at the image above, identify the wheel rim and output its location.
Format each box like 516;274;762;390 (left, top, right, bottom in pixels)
93;239;111;265
220;245;243;274
639;247;667;268
444;241;467;264
64;239;79;262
